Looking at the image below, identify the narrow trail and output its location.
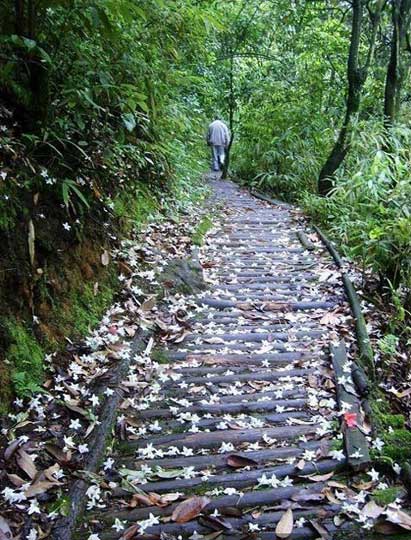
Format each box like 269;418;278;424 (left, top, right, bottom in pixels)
78;180;370;539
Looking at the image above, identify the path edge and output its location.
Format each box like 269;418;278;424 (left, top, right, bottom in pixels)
312;225;376;382
51;330;152;540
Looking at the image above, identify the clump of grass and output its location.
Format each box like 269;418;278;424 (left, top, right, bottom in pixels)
192;216;213;246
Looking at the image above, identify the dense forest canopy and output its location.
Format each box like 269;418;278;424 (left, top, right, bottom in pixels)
1;0;411;405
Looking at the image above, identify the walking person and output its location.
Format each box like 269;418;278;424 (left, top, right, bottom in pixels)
206;116;230;172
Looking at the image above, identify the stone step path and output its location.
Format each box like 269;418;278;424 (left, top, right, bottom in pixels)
76;180;365;539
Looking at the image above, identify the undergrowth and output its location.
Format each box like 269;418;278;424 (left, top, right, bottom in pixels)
192;216;214;246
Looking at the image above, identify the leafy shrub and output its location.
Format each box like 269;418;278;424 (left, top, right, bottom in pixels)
301;122;411;292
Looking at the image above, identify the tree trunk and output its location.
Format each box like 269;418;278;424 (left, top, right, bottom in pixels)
27;0;35;38
383;0;411;126
318;0;364;195
222;133;234;179
28;56;50;129
222;55;235;179
15;0;25;35
318;0;385;195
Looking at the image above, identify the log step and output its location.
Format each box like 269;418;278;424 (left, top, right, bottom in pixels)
73;179;364;540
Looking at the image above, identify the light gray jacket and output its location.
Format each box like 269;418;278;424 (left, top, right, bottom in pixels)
207;120;230;147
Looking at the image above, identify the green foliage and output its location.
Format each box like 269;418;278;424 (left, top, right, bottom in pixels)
372;487;404;506
383;429;411;463
0;0;218;409
192;216;213;246
378;334;399;357
151;349;170;365
62;179;90;212
3;320;44;397
57;269;118;339
0;0;216;236
112;184;160;234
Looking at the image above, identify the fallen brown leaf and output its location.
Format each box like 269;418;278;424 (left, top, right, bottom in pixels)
16;449;37;479
306;472;334;482
199;515;233;531
101;250;110;266
275;508;293;538
7;473;26;487
171;496;210;523
295;459;305;471
226;455;258;469
386;506;411;531
141;295;157;312
362;500;384;519
4;439;20;461
45;444;71;463
24;480;58;498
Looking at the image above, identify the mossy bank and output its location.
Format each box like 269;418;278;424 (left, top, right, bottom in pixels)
0;180;207;414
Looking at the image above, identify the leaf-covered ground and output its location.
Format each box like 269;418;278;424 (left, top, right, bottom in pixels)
1;179;409;540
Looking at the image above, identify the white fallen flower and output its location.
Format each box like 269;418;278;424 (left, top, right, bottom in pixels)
2;486;27;504
90;394;100;407
138;513;160;533
393;463;402;475
350;450;363;459
218;442;235;453
28;499;41;515
103;457;115;470
63;436;76;451
112;518;125;532
354;490;368;503
280;475;293;487
86;484;102;510
328;450;345;461
257;473;281;488
182;466;197;479
223;487;242;496
367;468;379;482
262;434;277;445
372;438;384;452
148;420;162;432
302;450;316;461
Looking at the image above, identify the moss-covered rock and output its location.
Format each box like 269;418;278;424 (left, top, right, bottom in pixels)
159;251;206;295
